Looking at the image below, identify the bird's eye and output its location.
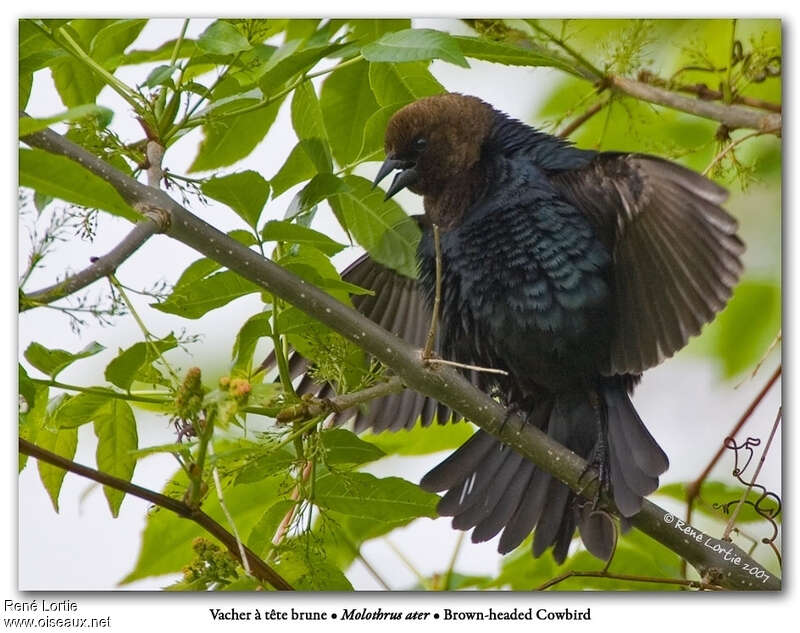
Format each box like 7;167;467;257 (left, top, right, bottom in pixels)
414;137;427;152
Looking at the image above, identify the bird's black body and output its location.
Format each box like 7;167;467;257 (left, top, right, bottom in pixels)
267;94;744;563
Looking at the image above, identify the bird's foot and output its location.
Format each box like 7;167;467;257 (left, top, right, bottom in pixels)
578;437;611;510
498;401;525;435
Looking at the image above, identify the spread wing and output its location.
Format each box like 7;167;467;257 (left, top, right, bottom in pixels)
550;153;745;375
259;252;474;432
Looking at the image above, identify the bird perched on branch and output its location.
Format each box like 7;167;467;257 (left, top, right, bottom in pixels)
270;93;744;563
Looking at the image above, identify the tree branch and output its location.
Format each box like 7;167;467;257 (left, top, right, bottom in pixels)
20;219;160;310
19;124;781;591
535;570;724;591
18;437;294;591
275;376;406;423
608;75;781;133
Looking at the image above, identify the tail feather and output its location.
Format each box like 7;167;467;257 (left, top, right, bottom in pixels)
604;385;669;478
420;430;496;492
532;478;571;558
497;466;550;554
452;450;524;530
420;380;667;563
472;460;535;542
437;441;509;516
578;506;616;561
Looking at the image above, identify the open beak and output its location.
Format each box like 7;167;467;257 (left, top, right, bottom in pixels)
372;155;419;201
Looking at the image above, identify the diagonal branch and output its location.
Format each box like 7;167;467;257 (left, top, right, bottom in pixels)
20;219;161;310
608;75;782;133
19;123;781;591
18;437;294;591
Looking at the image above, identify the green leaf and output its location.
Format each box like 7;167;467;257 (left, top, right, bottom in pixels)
173;258;223;291
231;311;272;377
311;510;412;571
122;39;199;66
24;340;105;379
153;270;262;319
143;64;178;88
331;174;421;278
19;105;113;136
18;364;38;413
320;429;386;465
202;170;270;229
314;471;439;522
261;220;346;256
19;148;138;221
197;20;252;56
104;333;178;391
349;19;412;44
290;82;332;173
258;42;345;96
189;96;283;172
50;22;108;108
234;449;295;484
52;391;112;429
362;29;469;68
93;399;138;517
363;419;475;456
367;61;445;107
122;471;285;584
278;245;371;303
453;35;580;74
285;173;349;219
36;426;78;512
696;280;781;378
89;19;148;67
247;500;296;557
19;377;48;473
657;481;781;523
320;59;380;166
272;545;353;591
270;142;317;197
355;104;403;163
20;72;33;111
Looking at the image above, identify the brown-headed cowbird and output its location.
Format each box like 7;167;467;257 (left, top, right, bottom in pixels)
272;93;744;562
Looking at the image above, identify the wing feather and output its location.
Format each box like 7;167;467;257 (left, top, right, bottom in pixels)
551;153;744;375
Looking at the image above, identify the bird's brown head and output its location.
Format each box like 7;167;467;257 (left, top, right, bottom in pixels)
372;94;495;201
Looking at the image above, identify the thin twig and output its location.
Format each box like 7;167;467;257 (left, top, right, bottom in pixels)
535;570;724;591
20;220;160;310
737;330;781;386
557;97;611;138
703;128;780;176
687;365;781;510
208;443;250;576
28;378;169;406
721;407;781;540
385;539;429;590
424;358;509;376
275;376;406;423
423;224;442;359
443;532;465;591
19;437;293;590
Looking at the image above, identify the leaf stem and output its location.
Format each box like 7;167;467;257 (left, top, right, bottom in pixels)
50;23;143;112
108;273;180;385
30;377;169;405
169;19;190;68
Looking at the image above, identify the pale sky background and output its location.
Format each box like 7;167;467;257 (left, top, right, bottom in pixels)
6;4;794;626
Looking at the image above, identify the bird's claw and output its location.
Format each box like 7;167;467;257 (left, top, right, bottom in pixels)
578;444;611;510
